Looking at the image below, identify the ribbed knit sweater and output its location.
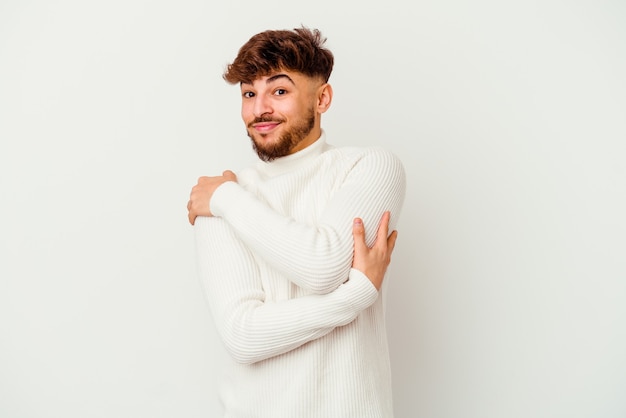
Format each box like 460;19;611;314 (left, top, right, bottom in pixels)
194;133;406;417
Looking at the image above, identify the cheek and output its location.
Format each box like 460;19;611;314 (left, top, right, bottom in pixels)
241;104;251;123
272;101;296;118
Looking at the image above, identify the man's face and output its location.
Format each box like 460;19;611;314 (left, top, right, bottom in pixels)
240;71;323;162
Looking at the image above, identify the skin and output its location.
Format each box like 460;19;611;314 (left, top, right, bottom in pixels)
187;69;331;223
351;212;398;290
242;71;332;161
187;69;397;289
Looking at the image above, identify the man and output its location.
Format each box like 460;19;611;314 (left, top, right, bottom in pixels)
187;27;406;417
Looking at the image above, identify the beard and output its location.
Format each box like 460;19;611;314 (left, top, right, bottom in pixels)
247;108;316;162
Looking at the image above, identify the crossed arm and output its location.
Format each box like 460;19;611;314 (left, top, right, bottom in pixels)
194;212;397;364
188;148;406;294
189;149;405;363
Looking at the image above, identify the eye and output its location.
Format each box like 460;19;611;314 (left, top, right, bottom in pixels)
242;91;255;98
274;89;287;96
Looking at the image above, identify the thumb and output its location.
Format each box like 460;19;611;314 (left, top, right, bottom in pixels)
387;230;398;254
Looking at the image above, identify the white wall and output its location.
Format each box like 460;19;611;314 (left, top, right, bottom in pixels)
1;1;624;417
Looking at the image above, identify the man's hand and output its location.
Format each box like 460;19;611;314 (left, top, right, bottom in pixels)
187;170;237;225
351;211;398;291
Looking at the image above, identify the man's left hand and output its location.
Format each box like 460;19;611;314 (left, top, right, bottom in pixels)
188;170;237;225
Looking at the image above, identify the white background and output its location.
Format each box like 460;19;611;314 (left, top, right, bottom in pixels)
1;1;625;417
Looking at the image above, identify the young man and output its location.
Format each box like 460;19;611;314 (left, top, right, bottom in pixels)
187;27;406;417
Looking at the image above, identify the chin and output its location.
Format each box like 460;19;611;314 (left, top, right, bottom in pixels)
251;131;280;145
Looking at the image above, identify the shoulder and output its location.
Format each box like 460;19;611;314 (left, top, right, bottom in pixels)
324;145;405;175
234;165;259;187
237;165;256;179
318;145;406;196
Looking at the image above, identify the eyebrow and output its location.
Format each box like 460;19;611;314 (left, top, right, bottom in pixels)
240;73;296;88
266;74;295;85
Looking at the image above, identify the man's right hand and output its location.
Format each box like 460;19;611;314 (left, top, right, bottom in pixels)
187;170;238;225
351;212;398;291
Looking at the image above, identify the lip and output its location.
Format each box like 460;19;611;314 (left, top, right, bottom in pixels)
252;122;281;133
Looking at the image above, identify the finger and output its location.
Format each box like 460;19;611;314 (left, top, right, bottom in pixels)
387;230;398;254
352;218;367;251
223;170;237;181
374;211;391;247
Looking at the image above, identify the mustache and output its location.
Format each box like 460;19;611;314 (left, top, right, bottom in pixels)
248;115;285;127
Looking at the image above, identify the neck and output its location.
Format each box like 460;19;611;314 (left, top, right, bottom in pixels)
290;124;322;154
259;131;327;176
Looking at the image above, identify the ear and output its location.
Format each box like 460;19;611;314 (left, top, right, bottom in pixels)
316;83;333;114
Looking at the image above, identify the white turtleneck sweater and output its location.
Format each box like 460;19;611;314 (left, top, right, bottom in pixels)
194;133;406;418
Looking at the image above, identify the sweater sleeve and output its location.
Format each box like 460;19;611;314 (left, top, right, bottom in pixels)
194;216;379;365
209;148;406;294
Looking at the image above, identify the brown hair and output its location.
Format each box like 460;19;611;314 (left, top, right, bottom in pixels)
223;27;334;85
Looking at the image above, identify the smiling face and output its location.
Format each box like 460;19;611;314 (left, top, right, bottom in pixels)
240;70;332;162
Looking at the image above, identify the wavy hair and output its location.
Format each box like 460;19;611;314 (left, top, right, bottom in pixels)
223;27;334;84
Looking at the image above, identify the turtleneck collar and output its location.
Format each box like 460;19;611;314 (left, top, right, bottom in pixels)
255;131;327;177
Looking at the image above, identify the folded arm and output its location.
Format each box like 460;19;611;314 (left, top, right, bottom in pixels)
206;149;406;294
194;216;382;365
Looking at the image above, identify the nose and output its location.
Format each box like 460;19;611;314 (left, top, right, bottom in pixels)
252;95;272;118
